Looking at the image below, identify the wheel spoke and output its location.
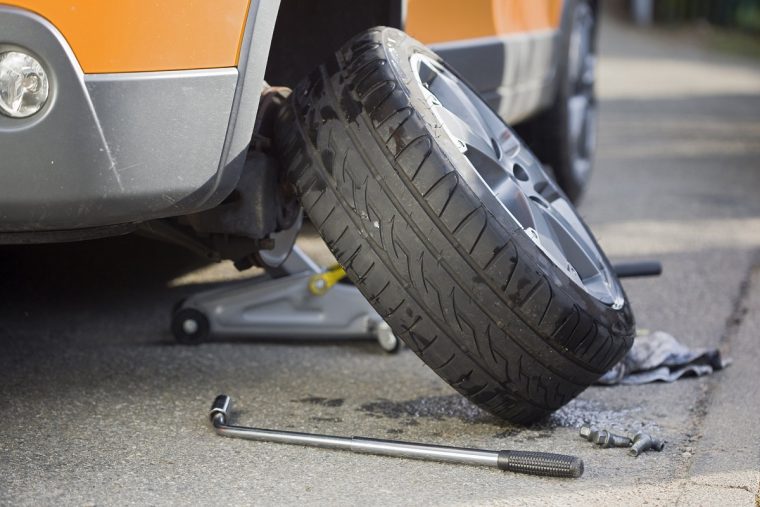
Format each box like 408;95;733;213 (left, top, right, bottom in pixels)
568;95;588;150
430;100;499;160
581;54;596;89
529;201;581;283
410;51;620;307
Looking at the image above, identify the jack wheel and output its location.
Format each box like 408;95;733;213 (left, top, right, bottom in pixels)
171;307;210;345
376;322;401;354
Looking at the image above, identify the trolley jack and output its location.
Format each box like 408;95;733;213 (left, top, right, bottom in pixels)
171;245;400;352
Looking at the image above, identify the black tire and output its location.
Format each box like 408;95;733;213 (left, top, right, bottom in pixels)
275;27;634;423
171;307;210;345
516;0;598;203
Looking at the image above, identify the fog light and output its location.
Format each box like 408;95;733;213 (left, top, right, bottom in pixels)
0;51;49;118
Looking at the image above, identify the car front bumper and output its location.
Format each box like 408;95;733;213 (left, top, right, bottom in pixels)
0;2;279;233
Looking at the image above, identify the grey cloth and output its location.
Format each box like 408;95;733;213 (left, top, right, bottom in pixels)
596;331;730;385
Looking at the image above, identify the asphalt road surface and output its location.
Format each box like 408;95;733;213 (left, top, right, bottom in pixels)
2;14;760;506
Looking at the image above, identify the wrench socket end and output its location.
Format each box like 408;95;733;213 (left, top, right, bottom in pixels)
210;394;231;424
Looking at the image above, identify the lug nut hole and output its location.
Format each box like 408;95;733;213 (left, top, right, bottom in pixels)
513;164;529;181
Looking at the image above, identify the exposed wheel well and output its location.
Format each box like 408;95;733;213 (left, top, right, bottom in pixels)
264;0;402;88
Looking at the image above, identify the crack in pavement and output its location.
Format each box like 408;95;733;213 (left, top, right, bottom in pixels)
678;254;760;482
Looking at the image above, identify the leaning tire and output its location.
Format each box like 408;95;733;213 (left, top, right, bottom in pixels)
276;27;634;423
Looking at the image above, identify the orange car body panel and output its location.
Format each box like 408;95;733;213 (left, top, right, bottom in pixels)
406;0;563;44
1;0;250;73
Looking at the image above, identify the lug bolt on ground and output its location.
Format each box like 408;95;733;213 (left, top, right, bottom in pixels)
629;432;666;457
579;425;632;448
579;425;665;456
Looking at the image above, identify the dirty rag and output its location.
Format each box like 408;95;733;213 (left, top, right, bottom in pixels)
596;331;730;385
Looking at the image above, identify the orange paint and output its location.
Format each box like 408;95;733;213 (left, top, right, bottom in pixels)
3;0;250;73
406;0;563;44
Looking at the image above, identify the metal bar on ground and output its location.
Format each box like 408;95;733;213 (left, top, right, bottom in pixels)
209;395;584;478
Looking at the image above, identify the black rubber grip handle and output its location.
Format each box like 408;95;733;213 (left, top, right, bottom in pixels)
612;261;662;278
497;450;584;478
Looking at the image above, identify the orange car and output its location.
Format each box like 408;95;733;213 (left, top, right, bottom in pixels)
0;0;630;424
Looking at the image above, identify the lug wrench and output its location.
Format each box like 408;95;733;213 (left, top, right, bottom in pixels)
209;395;583;478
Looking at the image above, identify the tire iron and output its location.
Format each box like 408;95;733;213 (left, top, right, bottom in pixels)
209;395;584;478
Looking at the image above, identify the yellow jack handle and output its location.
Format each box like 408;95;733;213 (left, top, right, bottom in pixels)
308;264;347;296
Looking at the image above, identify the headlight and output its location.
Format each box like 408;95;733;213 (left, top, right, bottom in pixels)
0;51;49;118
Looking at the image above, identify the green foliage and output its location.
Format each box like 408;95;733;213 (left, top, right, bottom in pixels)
652;0;760;32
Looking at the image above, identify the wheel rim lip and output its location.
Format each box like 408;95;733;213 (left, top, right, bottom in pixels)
567;2;597;186
409;51;623;308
